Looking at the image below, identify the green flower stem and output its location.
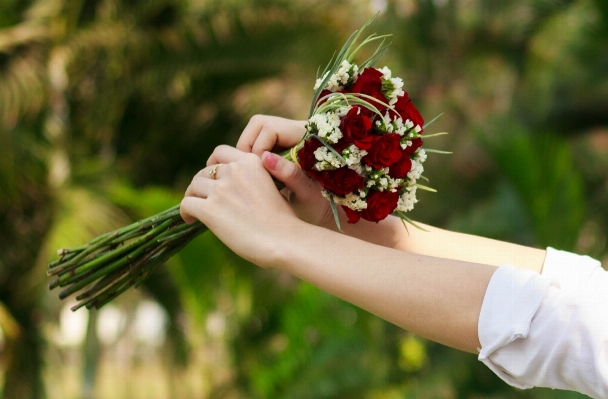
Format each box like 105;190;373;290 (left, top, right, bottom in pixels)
47;232;121;276
57;218;174;299
48;250;80;268
74;232;197;311
55;218;173;287
75;266;132;302
50;206;182;273
72;246;168;309
57;245;88;256
59;217;205;303
155;221;198;243
73;243;169;307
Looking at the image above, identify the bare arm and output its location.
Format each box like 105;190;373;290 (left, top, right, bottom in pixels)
324;213;547;274
181;148;497;354
274;220;496;353
231;115;547;274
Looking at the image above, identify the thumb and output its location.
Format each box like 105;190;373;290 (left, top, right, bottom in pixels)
262;151;313;197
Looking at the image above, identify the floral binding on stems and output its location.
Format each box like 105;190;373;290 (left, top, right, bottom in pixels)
48;15;448;310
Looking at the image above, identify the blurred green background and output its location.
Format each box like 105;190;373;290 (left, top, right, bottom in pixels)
1;0;607;398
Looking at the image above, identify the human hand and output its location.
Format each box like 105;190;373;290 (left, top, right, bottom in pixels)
236;115;306;156
180;147;301;268
208;145;334;228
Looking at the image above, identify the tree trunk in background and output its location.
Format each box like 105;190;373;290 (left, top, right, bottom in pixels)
2;313;45;399
82;310;100;399
0;190;52;399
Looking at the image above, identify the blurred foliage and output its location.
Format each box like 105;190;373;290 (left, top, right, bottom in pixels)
0;0;607;398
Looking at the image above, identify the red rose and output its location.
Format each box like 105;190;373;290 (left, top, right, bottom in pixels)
363;133;402;169
297;139;323;176
318;167;364;196
342;206;361;223
360;190;399;223
340;106;373;150
349;68;387;113
394;94;424;130
404;137;423;155
388;153;412;179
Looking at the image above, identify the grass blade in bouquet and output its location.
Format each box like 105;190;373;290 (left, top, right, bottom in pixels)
47;205;206;311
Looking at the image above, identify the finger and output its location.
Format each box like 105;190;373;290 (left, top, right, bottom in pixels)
184;175;214;198
237;116;307;155
261;152;317;200
206;145;247;167
193;163;225;180
236;115;265;153
251;126;281;156
180;196;206;224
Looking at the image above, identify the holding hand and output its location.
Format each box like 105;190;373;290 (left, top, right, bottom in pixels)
216;114;335;227
180;146;300;268
236;115;306;155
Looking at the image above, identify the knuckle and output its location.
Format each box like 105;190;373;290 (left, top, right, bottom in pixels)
206;155;216;167
244;152;261;164
207;145;227;166
214;179;230;197
250;114;264;124
216;144;230;152
286;163;299;178
288;165;306;183
191;175;202;186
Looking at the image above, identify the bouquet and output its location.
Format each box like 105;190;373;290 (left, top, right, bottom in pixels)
295;62;430;226
48;17;446;311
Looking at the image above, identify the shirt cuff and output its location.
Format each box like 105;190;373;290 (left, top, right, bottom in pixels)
477;264;557;389
542;247;602;292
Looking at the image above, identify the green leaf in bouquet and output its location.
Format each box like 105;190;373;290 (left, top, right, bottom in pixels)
423;149;453;154
393;211;430;232
328;195;343;233
420;131;449;138
423;113;444;129
309;13;388;117
415;184;438;193
345;93;393;117
359;38;391;69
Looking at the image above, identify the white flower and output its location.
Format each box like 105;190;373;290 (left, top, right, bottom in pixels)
308;108;348;144
407;157;425;180
378;66;392;79
314;73;328;91
332;191;368;211
400;139;413;150
314;61;359;92
396;187;418;212
386;77;405;105
415;148;427;163
314;146;345;170
342;145;367;174
390;77;404;91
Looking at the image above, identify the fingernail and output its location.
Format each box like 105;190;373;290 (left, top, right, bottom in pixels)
262;151;280;170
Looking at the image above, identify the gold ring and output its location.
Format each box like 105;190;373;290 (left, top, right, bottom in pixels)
209;164;220;180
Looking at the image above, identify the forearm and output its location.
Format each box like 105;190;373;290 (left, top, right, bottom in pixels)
324;213;546;274
272;219;497;353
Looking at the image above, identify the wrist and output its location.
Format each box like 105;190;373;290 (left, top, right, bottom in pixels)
261;217;313;271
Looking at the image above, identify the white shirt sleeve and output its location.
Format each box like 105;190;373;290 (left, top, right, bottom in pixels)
478;248;608;399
